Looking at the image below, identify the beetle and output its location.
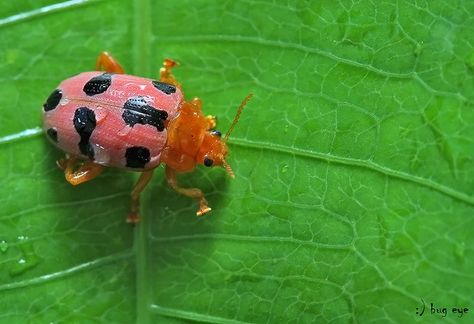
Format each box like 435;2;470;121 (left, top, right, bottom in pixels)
42;52;252;223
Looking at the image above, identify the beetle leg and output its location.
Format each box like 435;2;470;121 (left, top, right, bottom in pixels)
95;51;125;74
192;98;217;129
159;58;182;90
165;165;211;216
190;97;216;129
191;97;202;109
57;157;104;186
205;115;217;130
128;170;155;224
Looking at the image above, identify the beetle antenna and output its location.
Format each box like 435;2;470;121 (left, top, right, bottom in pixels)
223;93;253;142
222;159;235;179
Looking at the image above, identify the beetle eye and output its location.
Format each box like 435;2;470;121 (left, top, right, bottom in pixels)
203;156;214;167
210;130;222;137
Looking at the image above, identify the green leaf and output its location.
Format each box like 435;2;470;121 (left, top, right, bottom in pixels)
1;0;473;323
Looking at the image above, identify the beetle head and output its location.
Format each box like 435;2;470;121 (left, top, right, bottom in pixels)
196;93;253;178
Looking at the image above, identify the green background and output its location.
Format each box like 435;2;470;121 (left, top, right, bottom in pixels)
0;0;473;323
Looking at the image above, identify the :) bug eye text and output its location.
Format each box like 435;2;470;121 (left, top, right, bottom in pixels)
416;298;469;318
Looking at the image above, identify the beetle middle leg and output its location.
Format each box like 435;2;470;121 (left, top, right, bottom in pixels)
165;166;211;216
96;51;125;74
57;157;104;186
159;58;182;90
128;170;155;224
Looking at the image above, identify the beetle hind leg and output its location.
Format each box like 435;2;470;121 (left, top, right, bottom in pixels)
128;170;155;224
57;157;104;186
96;51;125;74
165;166;211;216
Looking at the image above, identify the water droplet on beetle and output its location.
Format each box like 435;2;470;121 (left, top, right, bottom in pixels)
93;143;110;165
117;125;132;137
94;106;108;124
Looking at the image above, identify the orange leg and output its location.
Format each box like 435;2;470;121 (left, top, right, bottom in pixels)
57;157;104;186
165;166;211;216
96;51;125;74
128;170;155;224
206;115;217;130
190;97;216;129
159;58;182;90
191;97;202;109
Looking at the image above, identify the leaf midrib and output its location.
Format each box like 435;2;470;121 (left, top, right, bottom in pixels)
132;0;153;322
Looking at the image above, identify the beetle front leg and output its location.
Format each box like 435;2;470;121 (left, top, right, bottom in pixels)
205;115;217;130
96;51;125;74
57;157;104;186
188;97;217;130
128;170;155;224
165;165;211;216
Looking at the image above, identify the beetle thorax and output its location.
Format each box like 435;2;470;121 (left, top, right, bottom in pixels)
161;101;222;172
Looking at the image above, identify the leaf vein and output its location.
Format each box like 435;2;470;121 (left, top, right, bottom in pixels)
0;0;102;28
161;34;471;103
229;138;474;206
0;127;42;145
150;233;352;250
0;250;133;292
150;304;252;324
160;35;411;79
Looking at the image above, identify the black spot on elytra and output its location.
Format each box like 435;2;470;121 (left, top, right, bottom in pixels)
73;107;96;159
46;128;58;142
83;73;112;96
152;80;176;95
125;146;150;169
122;96;168;131
43;89;62;111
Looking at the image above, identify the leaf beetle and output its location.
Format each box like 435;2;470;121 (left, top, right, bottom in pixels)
43;52;252;223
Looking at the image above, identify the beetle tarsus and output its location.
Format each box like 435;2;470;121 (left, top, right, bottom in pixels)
160;58;182;90
126;212;140;224
196;206;212;216
165;165;212;216
59;157;103;186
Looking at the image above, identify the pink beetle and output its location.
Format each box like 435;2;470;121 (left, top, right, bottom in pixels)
42;52;252;223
